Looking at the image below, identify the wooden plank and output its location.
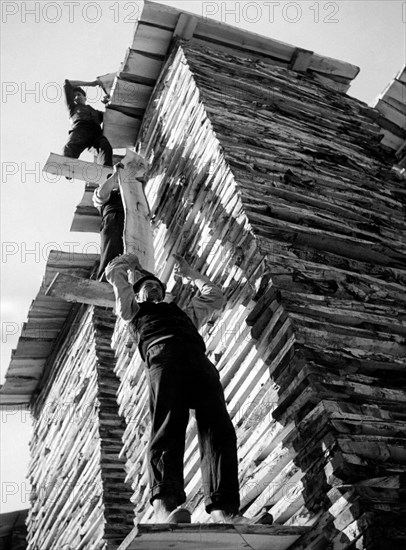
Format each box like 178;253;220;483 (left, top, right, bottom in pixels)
379;130;405;151
396;67;406;84
309;53;359;80
131;23;173;56
118;150;155;271
193;19;294;63
118;524;310;550
103;108;140;149
70;185;100;233
173;13;198;40
45;273;115;308
43;153;112;184
70;211;101;233
97;71;116;95
289;48;313;73
121;49;163;81
375;99;406;129
111;79;153;111
381;79;406;107
141;0;179;29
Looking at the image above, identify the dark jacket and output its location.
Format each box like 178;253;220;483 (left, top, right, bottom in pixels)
64;79;103;130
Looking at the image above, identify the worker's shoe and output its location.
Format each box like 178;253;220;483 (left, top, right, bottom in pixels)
166;507;192;524
210;510;248;524
210;508;273;525
153;498;191;523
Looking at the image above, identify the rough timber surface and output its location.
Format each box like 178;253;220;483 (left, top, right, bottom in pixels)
111;39;406;550
26;306;133;549
43;153;112;184
118;524;310;550
373;66;406;162
102;0;359;151
118;150;155;271
0;251;99;405
46;273;115;308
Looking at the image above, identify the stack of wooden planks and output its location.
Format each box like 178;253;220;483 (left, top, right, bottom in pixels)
111;39;406;548
0;252;99;406
26;305;133;549
102;0;360;150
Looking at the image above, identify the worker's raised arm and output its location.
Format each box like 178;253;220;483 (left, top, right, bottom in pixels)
66;78;100;87
173;255;225;330
93;162;123;208
64;78;107;113
63;79;77;116
105;255;141;322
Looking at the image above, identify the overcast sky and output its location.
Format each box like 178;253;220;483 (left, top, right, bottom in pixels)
1;0;405;514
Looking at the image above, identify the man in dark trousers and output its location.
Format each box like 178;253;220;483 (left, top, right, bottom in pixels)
93;156;148;280
105;252;252;524
63;78;113;166
93;162;124;280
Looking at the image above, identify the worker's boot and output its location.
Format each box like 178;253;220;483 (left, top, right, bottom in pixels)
153;497;191;523
210;510;248;524
210;508;273;525
153;497;177;522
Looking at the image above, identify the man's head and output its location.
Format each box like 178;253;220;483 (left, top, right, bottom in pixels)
73;87;86;105
133;275;166;303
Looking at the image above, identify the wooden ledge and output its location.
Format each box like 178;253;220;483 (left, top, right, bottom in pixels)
118;523;311;550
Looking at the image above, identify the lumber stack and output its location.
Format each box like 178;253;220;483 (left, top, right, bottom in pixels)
112;39;406;548
26;305;133;550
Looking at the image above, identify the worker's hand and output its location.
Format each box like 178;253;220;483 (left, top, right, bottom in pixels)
119;253;142;269
106;253;141;276
113;162;124;173
173;254;193;279
101;94;111;105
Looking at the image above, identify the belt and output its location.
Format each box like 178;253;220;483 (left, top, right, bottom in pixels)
146;335;175;354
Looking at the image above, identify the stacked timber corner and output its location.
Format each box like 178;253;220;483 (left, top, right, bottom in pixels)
1;2;405;549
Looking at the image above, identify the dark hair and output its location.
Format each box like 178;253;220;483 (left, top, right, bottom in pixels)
72;86;86;98
133;275;166;296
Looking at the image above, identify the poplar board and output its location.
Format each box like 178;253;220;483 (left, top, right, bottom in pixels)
45;273;115;308
103;108;141;149
119;150;155;271
43;153;112;184
118;524;310;550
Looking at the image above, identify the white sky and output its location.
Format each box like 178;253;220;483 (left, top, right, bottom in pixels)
1;0;405;514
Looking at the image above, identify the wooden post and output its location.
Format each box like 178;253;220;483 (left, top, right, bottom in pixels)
118;149;155;272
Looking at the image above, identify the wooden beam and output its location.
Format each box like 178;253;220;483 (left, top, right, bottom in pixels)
117;524;311;550
43;153;112;184
45;273;115;308
103;108;141;149
289;48;313;73
131;23;173;56
97;71;116;95
375;99;406;129
173;13;198;40
110;79;153;111
119;150;155;271
121;48;163;81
